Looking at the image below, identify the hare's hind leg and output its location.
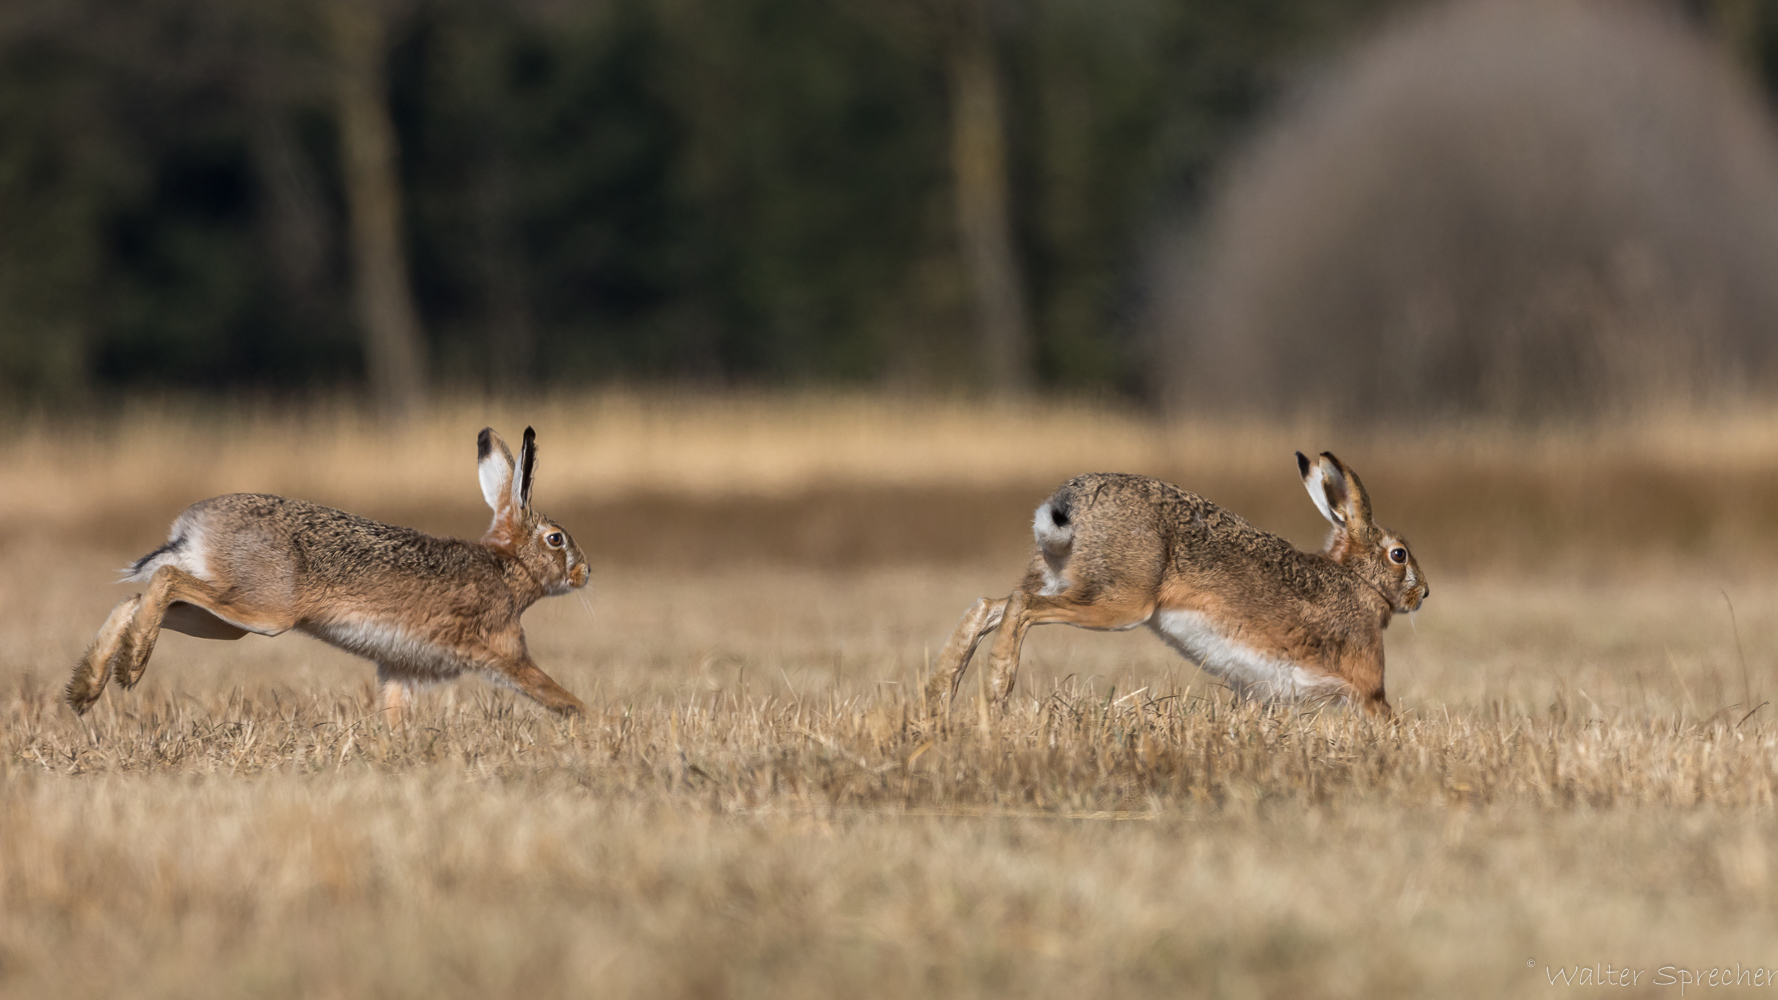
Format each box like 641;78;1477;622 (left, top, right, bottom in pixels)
926;597;1008;714
984;589;1156;706
115;565;295;691
67;595;144;714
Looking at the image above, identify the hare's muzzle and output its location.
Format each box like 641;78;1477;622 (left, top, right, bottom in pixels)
1406;581;1429;612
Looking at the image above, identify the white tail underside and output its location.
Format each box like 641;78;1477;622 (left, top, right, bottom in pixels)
124;514;214;584
1032;501;1074;595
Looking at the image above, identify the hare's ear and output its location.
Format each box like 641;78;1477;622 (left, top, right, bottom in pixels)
478;428;516;514
1317;452;1374;532
514;426;537;510
1298;451;1343;528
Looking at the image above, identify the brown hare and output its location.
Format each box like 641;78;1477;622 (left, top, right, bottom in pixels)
927;452;1426;717
66;427;590;723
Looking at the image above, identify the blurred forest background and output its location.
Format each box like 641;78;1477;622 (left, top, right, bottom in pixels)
1;0;1776;415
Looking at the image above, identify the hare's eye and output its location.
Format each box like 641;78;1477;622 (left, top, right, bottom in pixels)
546;532;564;548
1389;547;1407;564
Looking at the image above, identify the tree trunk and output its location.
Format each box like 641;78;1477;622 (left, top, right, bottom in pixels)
327;0;427;417
947;1;1032;395
479;149;535;390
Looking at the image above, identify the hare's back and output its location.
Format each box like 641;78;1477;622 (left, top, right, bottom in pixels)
134;494;494;599
1050;473;1240;544
1063;477;1358;612
1049;472;1296;573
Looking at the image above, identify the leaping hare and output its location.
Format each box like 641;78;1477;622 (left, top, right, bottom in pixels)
928;452;1427;717
67;426;590;723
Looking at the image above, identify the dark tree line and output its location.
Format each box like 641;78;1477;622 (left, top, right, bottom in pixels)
0;0;1771;405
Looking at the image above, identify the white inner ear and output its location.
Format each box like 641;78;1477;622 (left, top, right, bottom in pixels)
480;453;512;512
1302;463;1343;527
511;441;530;510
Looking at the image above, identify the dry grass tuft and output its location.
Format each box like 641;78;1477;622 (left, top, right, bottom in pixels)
5;674;1778;998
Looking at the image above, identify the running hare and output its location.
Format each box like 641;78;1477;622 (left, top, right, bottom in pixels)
928;452;1426;717
66;427;590;723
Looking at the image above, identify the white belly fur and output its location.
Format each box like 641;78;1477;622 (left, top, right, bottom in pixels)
1150;609;1350;702
301;617;469;678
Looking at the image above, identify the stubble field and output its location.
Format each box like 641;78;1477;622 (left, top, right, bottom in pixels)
4;394;1778;998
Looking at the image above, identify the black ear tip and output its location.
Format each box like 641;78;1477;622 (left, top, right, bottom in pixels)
1320;450;1339;464
477;428;493;459
517;426;538;505
1295;451;1311;475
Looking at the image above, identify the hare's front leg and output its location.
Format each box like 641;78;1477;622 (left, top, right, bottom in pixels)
67;595;144;713
496;657;585;716
475;634;586;717
377;666;418;726
926;597;1008;714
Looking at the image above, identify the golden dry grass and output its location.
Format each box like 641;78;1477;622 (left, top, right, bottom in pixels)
12;391;1778;571
4;394;1778;998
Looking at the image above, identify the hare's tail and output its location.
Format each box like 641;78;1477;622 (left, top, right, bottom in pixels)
1033;490;1074;561
122;538;182;582
1032;490;1077;594
121;511;209;583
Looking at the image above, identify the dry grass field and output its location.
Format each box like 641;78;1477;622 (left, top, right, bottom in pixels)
5;393;1778;998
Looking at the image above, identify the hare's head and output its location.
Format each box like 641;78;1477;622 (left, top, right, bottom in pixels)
1296;451;1427;614
478;427;590;595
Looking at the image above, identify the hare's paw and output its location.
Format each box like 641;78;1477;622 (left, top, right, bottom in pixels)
68;632;131;711
922;671;954;718
68;595;144;712
113;624;156;689
64;652;104;714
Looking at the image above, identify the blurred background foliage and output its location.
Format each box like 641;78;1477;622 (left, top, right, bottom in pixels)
0;0;1774;409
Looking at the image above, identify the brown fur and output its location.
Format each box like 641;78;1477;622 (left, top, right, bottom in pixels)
67;427;590;724
927;452;1428;717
